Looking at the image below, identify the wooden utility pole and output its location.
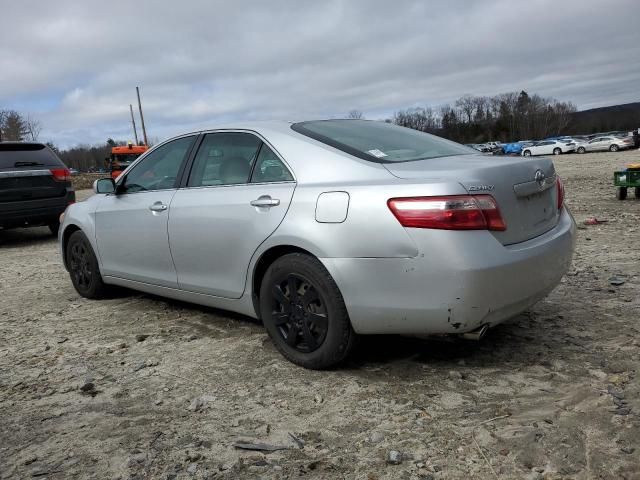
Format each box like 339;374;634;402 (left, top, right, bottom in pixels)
136;86;149;146
129;104;139;145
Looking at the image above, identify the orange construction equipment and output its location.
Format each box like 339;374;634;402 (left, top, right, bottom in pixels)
107;142;148;179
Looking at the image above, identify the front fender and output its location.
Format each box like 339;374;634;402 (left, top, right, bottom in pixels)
59;195;101;270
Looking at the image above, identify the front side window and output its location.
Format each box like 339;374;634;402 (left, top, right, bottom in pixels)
291;119;474;163
250;145;293;183
121;136;195;193
187;133;261;187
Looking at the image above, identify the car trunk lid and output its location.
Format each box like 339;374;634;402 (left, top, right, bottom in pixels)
383;154;560;245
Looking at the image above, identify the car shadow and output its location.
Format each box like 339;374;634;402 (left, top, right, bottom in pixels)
97;287;572;371
0;227;57;248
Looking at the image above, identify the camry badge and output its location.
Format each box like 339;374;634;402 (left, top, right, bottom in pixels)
468;185;495;192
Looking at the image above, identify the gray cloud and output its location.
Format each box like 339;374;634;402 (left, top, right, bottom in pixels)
1;0;638;147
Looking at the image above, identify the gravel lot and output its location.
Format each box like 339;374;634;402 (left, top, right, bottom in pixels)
1;150;639;479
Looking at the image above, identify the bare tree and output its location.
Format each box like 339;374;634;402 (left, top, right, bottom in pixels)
455;95;475;123
0;110;6;142
347;109;364;119
393;107;439;133
25;115;42;141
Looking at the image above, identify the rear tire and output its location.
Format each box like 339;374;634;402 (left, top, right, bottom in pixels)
553;148;562;155
577;147;586;154
635;187;640;199
610;144;619;152
259;253;356;369
523;150;531;157
617;187;628;200
66;230;110;299
48;221;60;236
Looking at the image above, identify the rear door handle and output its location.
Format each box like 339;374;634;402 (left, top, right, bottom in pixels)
148;202;168;212
250;195;280;208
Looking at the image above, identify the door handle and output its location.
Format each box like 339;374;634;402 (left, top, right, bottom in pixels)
250;195;280;208
148;202;168;212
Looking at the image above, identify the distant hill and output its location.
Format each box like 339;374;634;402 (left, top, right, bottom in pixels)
568;102;640;134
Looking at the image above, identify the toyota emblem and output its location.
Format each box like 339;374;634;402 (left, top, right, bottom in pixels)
534;169;546;189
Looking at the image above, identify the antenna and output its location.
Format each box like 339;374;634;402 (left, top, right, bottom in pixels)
129;104;139;145
136;86;149;146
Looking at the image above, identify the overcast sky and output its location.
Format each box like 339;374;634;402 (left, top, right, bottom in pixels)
1;0;638;148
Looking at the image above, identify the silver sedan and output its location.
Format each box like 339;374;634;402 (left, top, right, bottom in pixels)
575;135;635;153
59;120;576;369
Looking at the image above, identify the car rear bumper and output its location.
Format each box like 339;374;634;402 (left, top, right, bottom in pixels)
0;190;75;228
322;207;576;335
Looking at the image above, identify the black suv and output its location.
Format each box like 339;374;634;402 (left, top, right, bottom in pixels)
0;142;75;235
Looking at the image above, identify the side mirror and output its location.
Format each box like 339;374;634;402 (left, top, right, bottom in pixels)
94;178;116;194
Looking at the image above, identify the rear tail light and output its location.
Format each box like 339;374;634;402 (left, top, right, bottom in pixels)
387;195;506;231
50;168;71;182
556;176;565;210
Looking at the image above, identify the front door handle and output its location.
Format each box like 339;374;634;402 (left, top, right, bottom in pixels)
148;202;168;212
250;195;280;208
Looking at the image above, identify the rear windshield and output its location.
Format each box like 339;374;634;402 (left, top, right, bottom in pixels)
291;120;475;163
0;143;64;168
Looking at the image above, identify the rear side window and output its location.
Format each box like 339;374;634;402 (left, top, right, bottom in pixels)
0;143;64;168
291;119;473;163
250;145;293;183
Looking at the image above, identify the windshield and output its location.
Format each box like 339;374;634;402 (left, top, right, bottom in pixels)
291;120;475;163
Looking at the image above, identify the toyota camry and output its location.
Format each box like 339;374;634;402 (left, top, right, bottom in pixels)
59;120;576;369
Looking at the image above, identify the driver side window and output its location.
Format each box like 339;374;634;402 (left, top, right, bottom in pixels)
121;136;195;193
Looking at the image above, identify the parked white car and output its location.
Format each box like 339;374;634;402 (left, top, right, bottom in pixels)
522;140;576;156
575;136;635;154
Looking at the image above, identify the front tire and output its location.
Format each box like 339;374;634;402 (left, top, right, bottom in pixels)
260;253;356;369
617;187;628;200
577;147;586;154
66;230;110;299
523;150;531;157
610;144;619;152
553;148;562;155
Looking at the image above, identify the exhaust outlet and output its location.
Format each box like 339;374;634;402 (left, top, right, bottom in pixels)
461;324;489;341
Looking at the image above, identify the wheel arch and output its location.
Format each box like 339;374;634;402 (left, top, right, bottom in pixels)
250;244;318;318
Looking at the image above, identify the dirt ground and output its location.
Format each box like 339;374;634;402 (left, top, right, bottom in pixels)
1;150;639;480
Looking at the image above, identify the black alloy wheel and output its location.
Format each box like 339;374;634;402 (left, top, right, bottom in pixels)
270;273;328;353
69;240;93;290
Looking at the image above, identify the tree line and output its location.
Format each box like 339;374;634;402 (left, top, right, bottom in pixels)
58;138;132;172
390;91;578;143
